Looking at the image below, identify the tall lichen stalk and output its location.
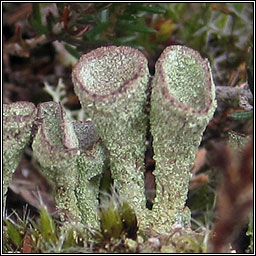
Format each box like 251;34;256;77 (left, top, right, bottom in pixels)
149;45;217;233
72;46;150;227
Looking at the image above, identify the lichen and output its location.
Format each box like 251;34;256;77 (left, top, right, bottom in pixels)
32;102;80;222
149;45;217;233
74;121;106;227
3;101;37;204
32;102;105;226
72;46;150;228
4;45;217;237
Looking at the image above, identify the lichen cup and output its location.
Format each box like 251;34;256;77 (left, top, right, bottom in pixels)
3;102;37;205
32;102;105;227
32;102;81;222
72;46;150;228
149;45;217;233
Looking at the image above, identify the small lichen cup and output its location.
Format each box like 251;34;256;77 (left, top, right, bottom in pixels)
3;102;37;205
72;46;150;227
32;102;105;227
32;102;80;222
149;45;217;233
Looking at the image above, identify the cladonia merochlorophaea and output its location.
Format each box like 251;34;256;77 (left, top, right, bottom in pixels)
3;45;216;233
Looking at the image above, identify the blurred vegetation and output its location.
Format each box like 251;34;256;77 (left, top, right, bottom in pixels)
3;3;253;80
2;2;253;253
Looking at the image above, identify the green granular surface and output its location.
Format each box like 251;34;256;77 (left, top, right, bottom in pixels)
3;102;37;202
163;48;206;109
149;45;217;233
72;46;150;226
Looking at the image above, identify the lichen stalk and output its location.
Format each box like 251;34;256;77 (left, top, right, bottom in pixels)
3;102;37;204
72;46;150;226
32;102;105;226
73;121;106;228
32;102;80;222
149;45;217;233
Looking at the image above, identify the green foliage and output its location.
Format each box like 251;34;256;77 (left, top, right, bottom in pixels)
30;3;49;35
99;191;138;240
99;200;123;239
22;3;252;88
165;3;252;86
62;227;77;250
26;3;167;56
228;110;253;121
3;205;89;253
38;206;57;244
246;212;253;253
64;44;81;59
4;219;23;248
134;3;166;14
118;202;138;239
117;20;156;33
3;198;138;253
4;3;252;87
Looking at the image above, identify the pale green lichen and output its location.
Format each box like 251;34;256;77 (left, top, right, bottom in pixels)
32;102;105;226
72;46;150;228
4;45;218;237
3;102;37;204
74;121;106;227
32;102;80;222
149;45;217;233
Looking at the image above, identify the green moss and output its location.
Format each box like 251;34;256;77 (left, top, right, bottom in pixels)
98;190;138;241
39;206;58;244
4;219;23;248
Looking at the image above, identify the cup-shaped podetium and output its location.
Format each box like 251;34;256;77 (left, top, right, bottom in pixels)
32;102;105;226
72;46;150;226
150;45;217;233
3;102;37;203
32;102;80;222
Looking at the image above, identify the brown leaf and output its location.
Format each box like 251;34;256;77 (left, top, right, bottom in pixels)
189;173;209;190
10;157;58;218
191;148;207;174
